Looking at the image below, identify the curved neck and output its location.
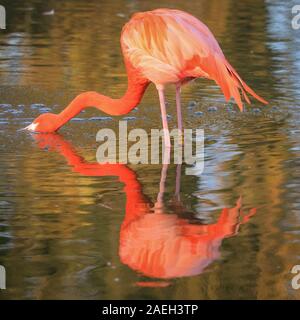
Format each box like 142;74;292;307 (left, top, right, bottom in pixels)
57;61;149;128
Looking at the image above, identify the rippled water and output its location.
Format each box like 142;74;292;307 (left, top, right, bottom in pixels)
0;0;300;299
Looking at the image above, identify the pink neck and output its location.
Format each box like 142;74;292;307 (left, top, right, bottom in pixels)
57;62;149;128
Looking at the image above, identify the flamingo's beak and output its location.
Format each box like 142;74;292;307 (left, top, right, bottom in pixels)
20;122;39;132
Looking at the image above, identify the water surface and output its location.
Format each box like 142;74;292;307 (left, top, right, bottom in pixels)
0;0;300;299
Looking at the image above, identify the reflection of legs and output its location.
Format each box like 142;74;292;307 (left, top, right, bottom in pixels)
155;148;170;212
157;85;171;148
175;164;182;201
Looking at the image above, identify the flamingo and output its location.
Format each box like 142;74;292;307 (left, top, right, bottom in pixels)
34;133;256;284
26;8;268;147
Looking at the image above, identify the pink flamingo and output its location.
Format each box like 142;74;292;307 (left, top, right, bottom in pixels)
25;9;267;146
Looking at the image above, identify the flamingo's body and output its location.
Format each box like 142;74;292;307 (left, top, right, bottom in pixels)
26;9;267;146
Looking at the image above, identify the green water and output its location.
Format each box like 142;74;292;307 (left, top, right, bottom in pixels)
0;0;299;299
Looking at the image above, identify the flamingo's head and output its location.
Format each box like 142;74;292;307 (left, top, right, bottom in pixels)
24;113;61;133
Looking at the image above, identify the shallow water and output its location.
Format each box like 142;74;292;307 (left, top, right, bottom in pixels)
0;0;300;299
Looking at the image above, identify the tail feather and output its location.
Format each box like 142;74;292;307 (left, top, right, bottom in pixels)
214;57;268;111
242;90;251;105
226;60;268;109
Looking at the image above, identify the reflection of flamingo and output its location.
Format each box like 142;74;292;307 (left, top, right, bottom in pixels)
26;8;267;147
34;133;256;285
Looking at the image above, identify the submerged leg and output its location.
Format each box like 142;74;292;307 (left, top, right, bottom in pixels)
156;85;171;148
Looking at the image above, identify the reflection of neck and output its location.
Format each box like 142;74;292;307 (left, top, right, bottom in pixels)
34;133;149;223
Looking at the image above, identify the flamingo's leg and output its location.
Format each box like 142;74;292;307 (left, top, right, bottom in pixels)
156;85;171;148
175;84;183;134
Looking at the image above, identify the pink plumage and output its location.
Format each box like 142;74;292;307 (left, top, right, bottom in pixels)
121;8;267;110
